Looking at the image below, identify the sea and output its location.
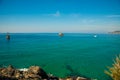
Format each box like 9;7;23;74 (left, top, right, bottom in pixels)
0;33;120;80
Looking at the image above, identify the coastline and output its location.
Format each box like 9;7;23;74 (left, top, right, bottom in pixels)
0;65;90;80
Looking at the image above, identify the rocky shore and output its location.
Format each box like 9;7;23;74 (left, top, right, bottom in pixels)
0;65;89;80
109;31;120;34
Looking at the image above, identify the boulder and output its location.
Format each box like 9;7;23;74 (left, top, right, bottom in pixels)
0;66;15;77
76;77;88;80
28;66;48;79
0;68;7;75
66;77;73;80
28;66;40;74
49;76;59;80
14;70;23;79
7;65;15;77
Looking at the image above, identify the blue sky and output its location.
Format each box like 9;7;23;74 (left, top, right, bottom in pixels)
0;0;120;33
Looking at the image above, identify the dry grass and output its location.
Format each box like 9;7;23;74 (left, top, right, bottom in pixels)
104;55;120;80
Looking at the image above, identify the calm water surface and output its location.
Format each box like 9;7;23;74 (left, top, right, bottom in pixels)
0;33;120;80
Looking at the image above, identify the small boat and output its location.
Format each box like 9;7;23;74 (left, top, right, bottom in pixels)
6;33;10;40
94;35;97;38
58;32;64;37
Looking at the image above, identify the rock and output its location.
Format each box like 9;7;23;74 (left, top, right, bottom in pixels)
15;72;21;78
66;77;73;80
60;76;89;80
38;68;48;79
28;66;48;79
0;65;90;80
14;70;23;79
7;65;15;77
28;66;40;74
0;68;7;74
49;76;59;80
76;77;88;80
59;78;64;80
0;67;14;77
29;74;40;78
7;65;14;69
23;71;29;78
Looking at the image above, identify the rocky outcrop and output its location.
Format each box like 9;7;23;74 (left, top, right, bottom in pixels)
109;31;120;34
28;66;48;79
0;65;90;80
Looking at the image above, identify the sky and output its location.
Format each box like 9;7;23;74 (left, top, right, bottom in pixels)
0;0;120;33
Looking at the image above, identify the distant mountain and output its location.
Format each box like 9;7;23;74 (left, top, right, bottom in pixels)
109;31;120;34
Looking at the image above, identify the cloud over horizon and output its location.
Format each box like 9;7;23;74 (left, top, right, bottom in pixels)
106;14;120;18
49;11;61;17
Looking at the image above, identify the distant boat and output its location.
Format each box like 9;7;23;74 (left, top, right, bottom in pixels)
94;35;97;38
58;32;64;37
6;33;10;40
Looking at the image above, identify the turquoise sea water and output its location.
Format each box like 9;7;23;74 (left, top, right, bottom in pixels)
0;33;120;80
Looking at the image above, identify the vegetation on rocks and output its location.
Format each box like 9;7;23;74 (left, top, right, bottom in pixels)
105;55;120;80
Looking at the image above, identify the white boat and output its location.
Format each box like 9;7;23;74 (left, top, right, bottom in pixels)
94;35;97;38
58;32;64;37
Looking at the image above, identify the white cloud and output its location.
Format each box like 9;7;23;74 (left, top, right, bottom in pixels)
48;11;81;18
50;11;60;17
106;14;120;18
69;13;81;17
82;19;95;24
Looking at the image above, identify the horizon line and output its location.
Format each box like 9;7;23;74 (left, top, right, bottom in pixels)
0;32;108;34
